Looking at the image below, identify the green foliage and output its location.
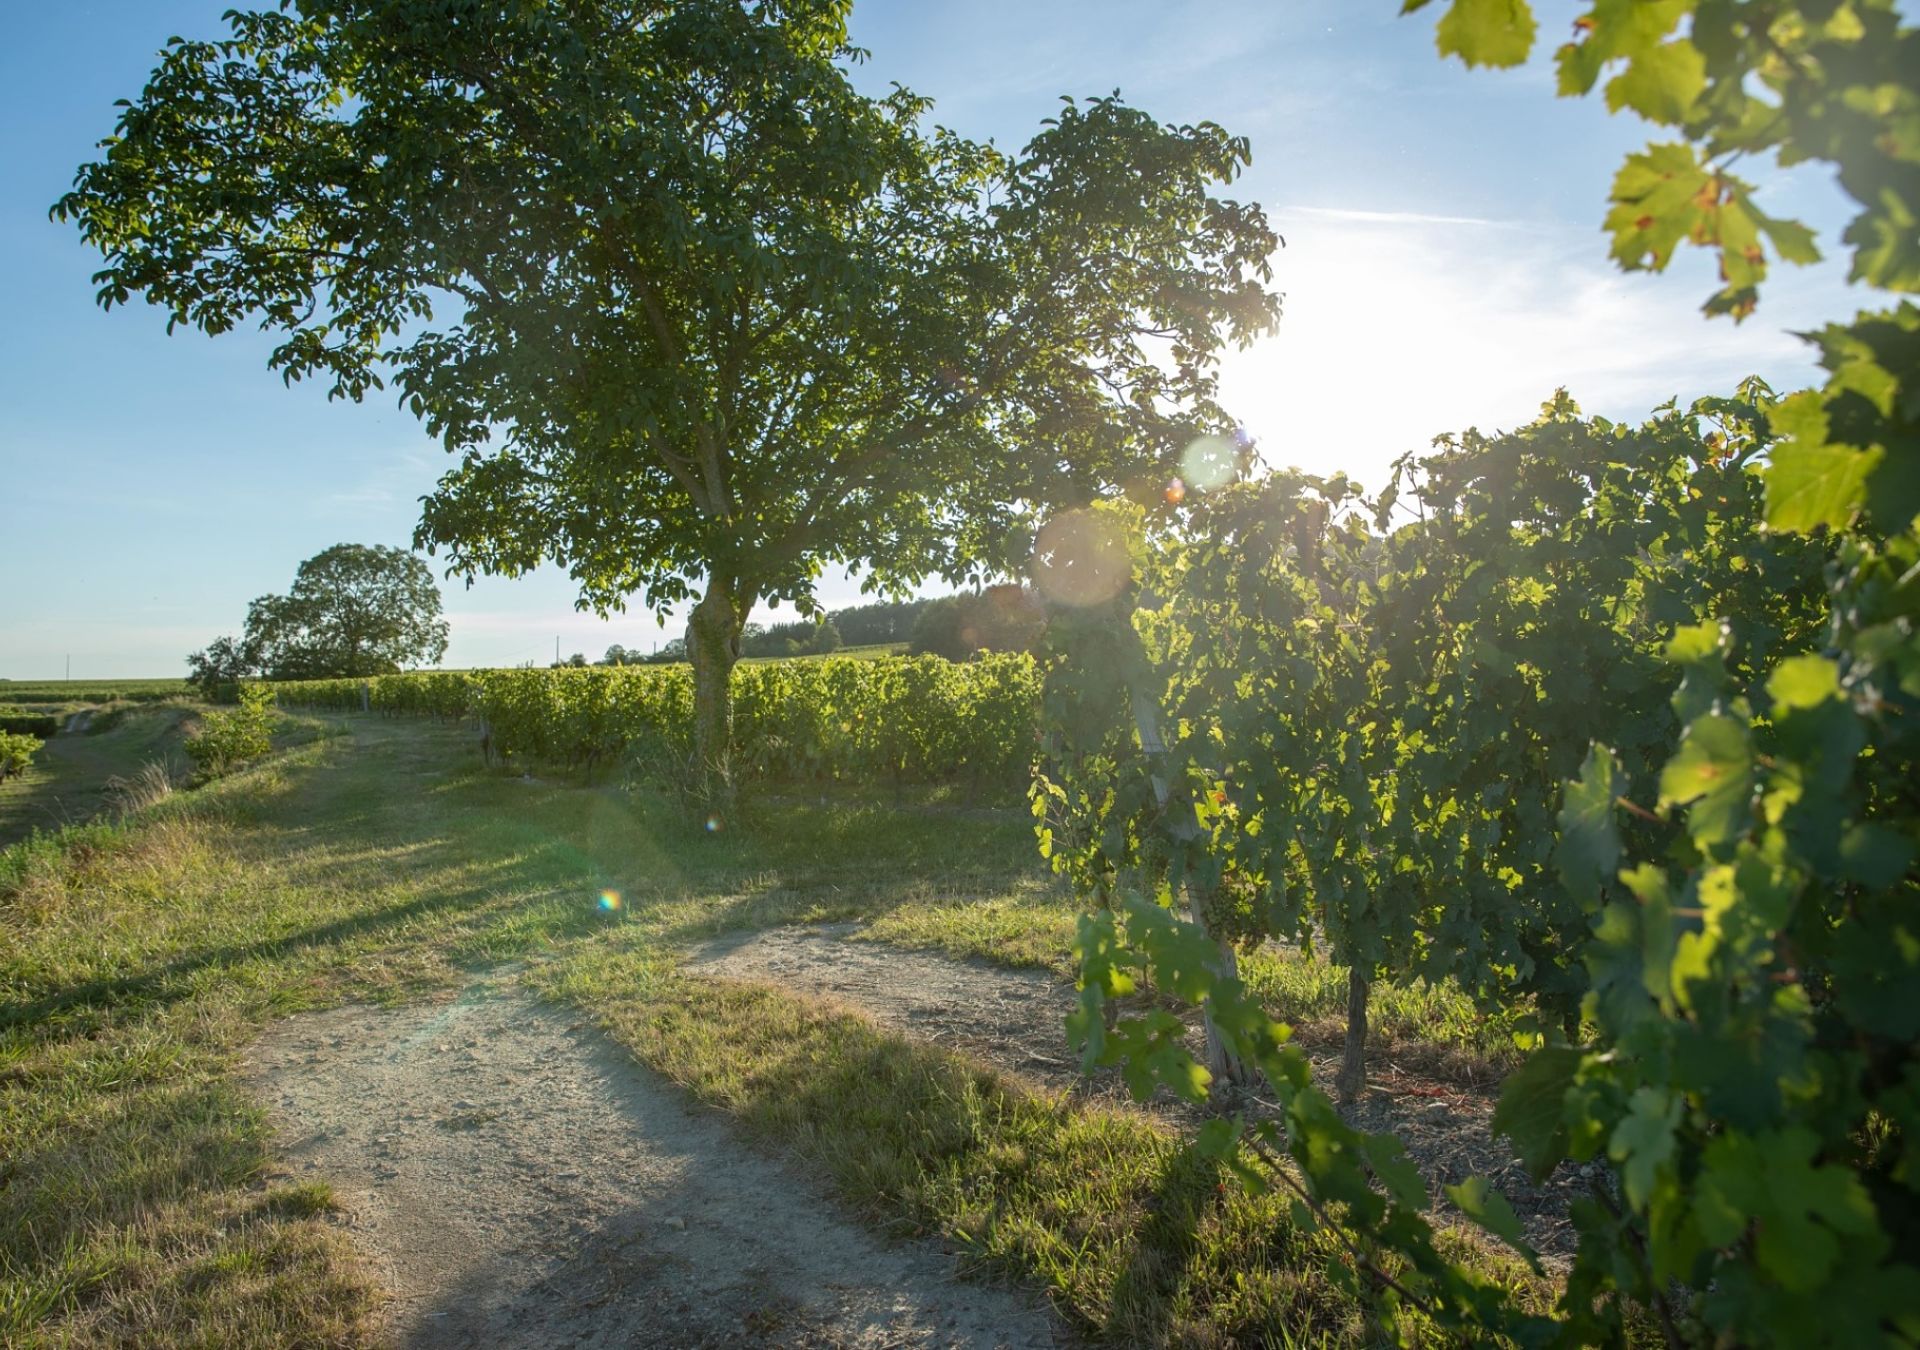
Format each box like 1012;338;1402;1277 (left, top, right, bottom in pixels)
1027;1;1920;1342
249;544;449;680
183;686;275;777
0;711;61;738
909;585;1046;662
184;635;254;700
272;654;1043;792
0;732;43;782
741;618;842;659
0;680;190;705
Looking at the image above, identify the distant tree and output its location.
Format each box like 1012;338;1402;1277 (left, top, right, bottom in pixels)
909;586;1045;661
241;544;449;680
908;597;971;662
649;637;690;665
185;634;255;698
742;617;842;658
829;599;930;647
58;0;1279;797
601;644;632;667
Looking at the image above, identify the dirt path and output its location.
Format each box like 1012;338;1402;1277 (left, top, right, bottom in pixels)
246;969;1060;1349
686;926;1584;1261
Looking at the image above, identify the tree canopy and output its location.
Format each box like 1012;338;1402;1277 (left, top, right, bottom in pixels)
58;0;1280;782
189;543;450;686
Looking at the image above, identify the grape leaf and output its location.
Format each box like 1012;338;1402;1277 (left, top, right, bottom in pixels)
1446;1176;1542;1271
1492;1045;1582;1181
1658;713;1755;847
1434;0;1538;68
1556;744;1621;909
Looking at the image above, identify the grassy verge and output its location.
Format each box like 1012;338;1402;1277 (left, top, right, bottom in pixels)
4;715;1544;1345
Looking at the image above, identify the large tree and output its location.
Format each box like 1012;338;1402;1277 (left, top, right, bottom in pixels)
58;0;1279;790
192;543;451;682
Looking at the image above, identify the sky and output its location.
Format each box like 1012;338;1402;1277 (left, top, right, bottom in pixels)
0;1;1871;679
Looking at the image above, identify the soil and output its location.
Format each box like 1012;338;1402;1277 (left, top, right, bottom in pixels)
245;967;1061;1349
686;926;1587;1263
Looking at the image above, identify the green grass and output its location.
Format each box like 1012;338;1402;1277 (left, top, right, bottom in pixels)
0;703;336;852
3;716;1541;1346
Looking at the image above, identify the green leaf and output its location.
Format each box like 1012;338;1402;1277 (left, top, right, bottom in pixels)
1765;654;1842;712
1696;1129;1880;1292
1609;1086;1681;1210
1492;1045;1581;1181
1604;40;1705;124
1658;713;1754;847
1434;0;1538;68
1757;212;1822;266
1362;1132;1429;1210
1765;393;1881;532
1446;1176;1542;1270
1556;744;1622;909
1604;143;1711;272
1840;823;1916;889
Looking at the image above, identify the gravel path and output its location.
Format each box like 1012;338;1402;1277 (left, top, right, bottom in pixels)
246;968;1060;1348
686;925;1585;1262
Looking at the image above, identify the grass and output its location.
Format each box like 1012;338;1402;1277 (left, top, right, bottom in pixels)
3;716;1543;1346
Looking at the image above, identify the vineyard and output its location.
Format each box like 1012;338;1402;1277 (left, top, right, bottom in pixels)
11;0;1918;1346
269;654;1042;793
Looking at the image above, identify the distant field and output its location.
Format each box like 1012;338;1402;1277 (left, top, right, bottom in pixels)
0;678;194;704
739;641;906;664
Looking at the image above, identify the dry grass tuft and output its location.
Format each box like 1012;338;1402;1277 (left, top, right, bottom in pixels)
105;760;177;817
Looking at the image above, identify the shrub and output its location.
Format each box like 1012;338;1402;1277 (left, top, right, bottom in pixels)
0;731;43;781
184;685;274;775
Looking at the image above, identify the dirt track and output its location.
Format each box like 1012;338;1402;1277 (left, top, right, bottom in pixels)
247;968;1060;1348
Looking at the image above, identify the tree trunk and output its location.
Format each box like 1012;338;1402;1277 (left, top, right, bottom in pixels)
1337;965;1370;1104
686;580;746;810
1190;889;1251;1092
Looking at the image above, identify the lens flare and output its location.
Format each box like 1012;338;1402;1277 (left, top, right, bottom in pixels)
1180;434;1239;492
1164;477;1186;505
705;815;722;833
598;890;621;912
1032;508;1130;608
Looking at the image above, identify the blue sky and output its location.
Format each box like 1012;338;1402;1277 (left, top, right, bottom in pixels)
0;1;1869;678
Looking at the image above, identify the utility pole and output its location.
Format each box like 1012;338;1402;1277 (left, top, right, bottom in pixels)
555;635;560;666
66;654;70;682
